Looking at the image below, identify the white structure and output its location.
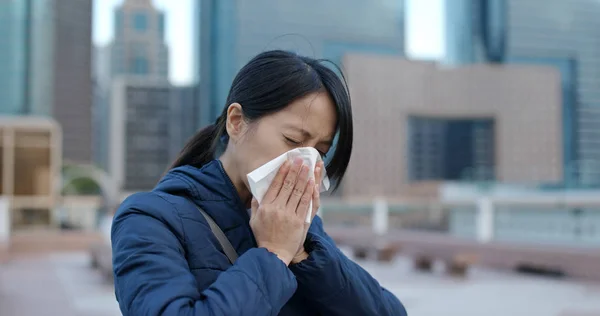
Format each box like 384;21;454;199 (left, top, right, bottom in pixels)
441;183;600;247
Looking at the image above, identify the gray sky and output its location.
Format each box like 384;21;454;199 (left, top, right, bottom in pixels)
93;0;444;85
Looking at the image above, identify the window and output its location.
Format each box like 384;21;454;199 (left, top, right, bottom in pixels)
132;12;148;31
129;57;148;75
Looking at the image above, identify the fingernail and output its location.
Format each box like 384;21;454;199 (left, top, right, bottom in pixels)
294;157;303;165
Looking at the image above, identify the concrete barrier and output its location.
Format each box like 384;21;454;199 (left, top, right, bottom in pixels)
325;225;600;281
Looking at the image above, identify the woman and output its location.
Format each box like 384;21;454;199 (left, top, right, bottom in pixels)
111;50;407;315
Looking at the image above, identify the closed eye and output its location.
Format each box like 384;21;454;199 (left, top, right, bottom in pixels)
285;136;327;158
284;136;301;145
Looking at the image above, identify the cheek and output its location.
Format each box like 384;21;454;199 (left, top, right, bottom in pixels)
239;132;288;174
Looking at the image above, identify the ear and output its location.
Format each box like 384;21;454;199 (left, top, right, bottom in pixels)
225;103;246;143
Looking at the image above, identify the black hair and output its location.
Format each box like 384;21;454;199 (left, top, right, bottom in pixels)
170;50;353;191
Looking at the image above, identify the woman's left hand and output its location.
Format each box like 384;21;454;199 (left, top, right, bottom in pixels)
291;160;323;264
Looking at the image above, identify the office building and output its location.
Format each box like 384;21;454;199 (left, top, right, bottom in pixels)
0;0;93;164
169;85;199;160
0;0;28;115
0;0;53;117
94;0;170;173
109;78;171;192
110;0;169;81
343;54;562;197
199;0;405;128
444;0;600;186
52;0;93;163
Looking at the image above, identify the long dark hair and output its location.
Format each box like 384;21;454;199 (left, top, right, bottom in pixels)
170;50;353;190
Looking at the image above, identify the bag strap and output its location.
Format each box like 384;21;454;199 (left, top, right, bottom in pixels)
186;198;239;264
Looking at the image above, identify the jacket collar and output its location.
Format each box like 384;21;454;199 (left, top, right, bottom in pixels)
155;160;250;233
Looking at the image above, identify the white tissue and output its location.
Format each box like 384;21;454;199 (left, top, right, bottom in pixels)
247;147;330;223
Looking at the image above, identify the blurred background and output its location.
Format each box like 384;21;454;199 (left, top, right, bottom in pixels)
1;0;600;315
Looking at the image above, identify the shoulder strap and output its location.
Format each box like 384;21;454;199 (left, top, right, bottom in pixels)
186;199;239;264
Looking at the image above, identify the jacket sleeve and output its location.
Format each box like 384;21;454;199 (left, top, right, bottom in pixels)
289;216;407;316
111;193;297;316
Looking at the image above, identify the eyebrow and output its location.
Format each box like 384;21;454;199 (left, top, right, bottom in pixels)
285;125;333;145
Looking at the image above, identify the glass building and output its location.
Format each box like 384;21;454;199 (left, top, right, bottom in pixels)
0;0;30;115
444;0;600;186
199;0;406;128
0;0;54;117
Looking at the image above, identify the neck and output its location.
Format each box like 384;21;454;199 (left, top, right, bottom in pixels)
219;151;252;207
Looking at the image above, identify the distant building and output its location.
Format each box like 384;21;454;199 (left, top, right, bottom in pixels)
0;116;62;229
94;0;170;176
52;0;93;163
169;85;199;160
109;78;171;192
198;0;406;128
343;54;562;198
444;0;600;186
92;46;112;172
110;0;169;81
0;0;93;164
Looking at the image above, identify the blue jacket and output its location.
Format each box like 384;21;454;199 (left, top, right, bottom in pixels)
111;160;407;316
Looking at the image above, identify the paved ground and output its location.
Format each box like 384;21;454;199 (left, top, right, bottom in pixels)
0;253;121;316
1;250;599;316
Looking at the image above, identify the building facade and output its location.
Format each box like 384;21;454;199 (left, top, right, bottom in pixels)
0;0;93;164
0;0;54;117
444;0;600;186
94;0;170;174
0;116;62;229
110;78;171;192
110;0;169;81
169;85;199;160
199;0;405;128
52;0;93;163
343;54;562;197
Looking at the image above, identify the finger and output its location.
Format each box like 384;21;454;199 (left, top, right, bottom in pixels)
314;164;322;191
276;158;303;204
311;182;320;222
250;197;259;219
263;160;291;203
297;179;315;221
287;164;310;208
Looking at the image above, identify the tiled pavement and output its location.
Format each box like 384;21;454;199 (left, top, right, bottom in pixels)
1;250;600;316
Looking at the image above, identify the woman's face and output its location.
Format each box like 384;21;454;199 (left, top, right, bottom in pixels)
227;92;337;190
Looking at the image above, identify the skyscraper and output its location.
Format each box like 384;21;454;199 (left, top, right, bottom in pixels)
0;0;30;115
97;0;172;191
109;78;171;192
198;0;406;128
444;0;600;186
110;0;169;81
0;0;93;164
52;0;93;163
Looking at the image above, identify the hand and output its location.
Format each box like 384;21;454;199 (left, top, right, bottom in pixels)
250;158;316;266
291;160;323;264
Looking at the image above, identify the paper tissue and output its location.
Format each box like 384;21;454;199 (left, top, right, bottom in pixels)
247;147;330;223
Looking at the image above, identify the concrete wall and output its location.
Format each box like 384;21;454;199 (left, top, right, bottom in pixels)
343;54;562;198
